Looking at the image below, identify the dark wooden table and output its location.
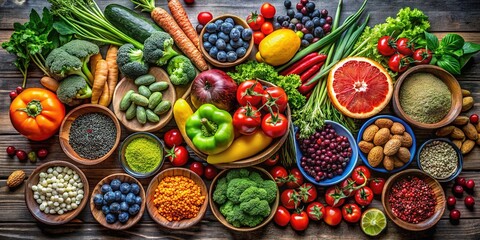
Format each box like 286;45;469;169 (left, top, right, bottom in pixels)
1;0;480;239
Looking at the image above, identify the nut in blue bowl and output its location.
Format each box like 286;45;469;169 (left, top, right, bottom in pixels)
417;138;463;182
294;120;359;186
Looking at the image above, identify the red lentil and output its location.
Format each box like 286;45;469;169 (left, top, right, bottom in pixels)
388;176;436;224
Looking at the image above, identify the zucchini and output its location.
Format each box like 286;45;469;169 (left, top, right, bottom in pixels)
104;4;163;43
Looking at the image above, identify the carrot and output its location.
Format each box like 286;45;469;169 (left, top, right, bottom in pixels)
168;0;200;50
40;76;59;92
91;60;108;104
90;53;103;79
150;7;208;71
106;45;119;100
98;82;110;107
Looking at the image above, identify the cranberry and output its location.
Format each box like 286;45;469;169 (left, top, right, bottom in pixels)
300;0;309;5
9;91;18;100
470;114;479;124
453;185;464;196
15;86;23;94
449;209;461;221
447;196;456;208
37;148;49;159
465;179;475;191
6;146;16;156
296;3;303;10
455;177;466;187
16;150;27;161
325;16;333;24
320;9;328;17
464;196;475;209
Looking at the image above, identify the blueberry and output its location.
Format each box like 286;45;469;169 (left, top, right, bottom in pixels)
313;27;324;38
230;38;244;49
282;21;290;28
229;28;240;41
114;190;122;202
215;39;227;50
241;29;253;41
236;47;247;58
287;9;295;18
119;183;131;194
242;41;249;49
273;22;282;30
220;22;234;34
214;19;224;30
302;16;311;24
102;205;110;215
101;184;112;194
125;193;136;205
283;16;290;22
217;51;227;62
205;23;217;33
135;196;142;205
305;20;314;30
306;2;315;12
203;41;213;51
288;23;295;30
284;0;292;9
226;51;237;62
196;24;204;34
118;212;129;223
121;194;126;202
218;32;230;42
312;9;321;18
202;32;210;42
130;183;140;195
120;201;129;212
225;44;234;52
93;194;104;207
103;200;108;206
294;12;303;20
109;202;121;214
312;17;321;27
208;34;218;45
110;179;121;191
304;33;314;42
224;17;235;25
209;46;219;58
277;16;285;24
129;204;141;216
319;18;326;26
234;25;244;32
104;191;116;203
105;213;116;224
301;39;310;47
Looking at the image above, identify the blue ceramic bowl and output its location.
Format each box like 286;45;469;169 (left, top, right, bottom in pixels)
417;138;463;182
294;120;359;186
357;115;416;173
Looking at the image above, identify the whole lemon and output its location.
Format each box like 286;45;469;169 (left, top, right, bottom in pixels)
255;29;301;66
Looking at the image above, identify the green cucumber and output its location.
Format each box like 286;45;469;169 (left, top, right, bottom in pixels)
148;92;163;110
136;106;147;125
125;102;136;120
146;109;160;123
131;93;149;107
134;74;156;86
138;85;152;98
119;90;135;111
153;100;171;115
104;4;163;43
149;81;169;92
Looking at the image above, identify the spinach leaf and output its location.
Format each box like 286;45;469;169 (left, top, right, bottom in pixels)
463;42;480;54
424;31;439;51
437;54;461;75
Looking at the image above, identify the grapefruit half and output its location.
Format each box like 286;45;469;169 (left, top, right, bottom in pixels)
327;57;393;119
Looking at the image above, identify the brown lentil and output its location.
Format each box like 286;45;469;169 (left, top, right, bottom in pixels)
419;141;458;179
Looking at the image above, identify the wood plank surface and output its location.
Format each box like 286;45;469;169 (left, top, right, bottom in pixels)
1;0;480;239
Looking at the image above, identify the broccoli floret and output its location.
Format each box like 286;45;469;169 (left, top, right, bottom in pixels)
239;186;267;203
143;31;179;66
240;213;264;227
166;55;196;85
259;180;278;204
117;43;149;80
226;178;257;204
226;169;251;182
61;40;99;84
240;197;271;218
248;171;264;184
45;48;86;81
213;177;228;205
56;75;92;106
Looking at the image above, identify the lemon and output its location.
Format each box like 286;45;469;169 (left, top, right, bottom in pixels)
361;208;387;236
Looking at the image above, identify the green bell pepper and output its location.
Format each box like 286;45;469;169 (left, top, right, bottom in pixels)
185;104;235;155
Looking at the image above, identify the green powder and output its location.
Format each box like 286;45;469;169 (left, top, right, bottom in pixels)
399;73;451;124
125;137;162;173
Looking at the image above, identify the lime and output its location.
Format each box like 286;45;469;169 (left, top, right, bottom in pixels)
361;208;387;236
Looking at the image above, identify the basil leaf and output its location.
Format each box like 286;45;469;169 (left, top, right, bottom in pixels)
424;31;439;51
29;9;41;26
42;8;53;27
451;49;464;58
440;33;465;51
463;42;480;54
437;55;461;75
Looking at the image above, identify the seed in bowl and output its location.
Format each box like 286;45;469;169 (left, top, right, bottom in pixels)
31;166;84;215
419;140;458;179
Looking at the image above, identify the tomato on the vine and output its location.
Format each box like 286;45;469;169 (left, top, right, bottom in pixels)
261;113;288;138
260;3;276;19
253;31;265;45
412;48;433;65
377;36;396;56
352;166;371;185
166;146;189;166
197;12;213;25
261;21;274;35
284;168;304;189
246;12;265;30
163;128;184;148
189;161;204;176
307;202;325;221
324;206;342;226
341;203;362;223
396;38;414;56
290;211;309;231
298;183;317;203
354;186;374;206
388;53;410;73
274;206;291;226
264;153;279;166
233;105;262;135
270;165;288;186
281;189;300;210
262;86;288;113
339;177;357;197
204;165;218;180
236;80;264;107
325;186;346;207
369;177;386;195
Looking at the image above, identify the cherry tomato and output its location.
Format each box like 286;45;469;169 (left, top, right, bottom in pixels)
290;210;309;231
262;86;288;113
298;183;317;203
465;196;475;208
263;153;279;166
260;3;276;19
274;206;291;226
470;114;479;124
236;80;265;107
197;12;213;25
270;165;288;186
163;128;184;148
412;48;433;65
325;186;346;207
450;209;461;221
261;21;274;35
189;161;204;176
324;206;342;226
388;53;410;73
352;166;371;185
306;202;325;221
261;113;288;138
369;177;386;196
204;165;218;180
281;189;299;210
354;186;374;206
465;179;476;190
447;196;456;208
285;168;304;189
253;31;265;45
339;177;357;197
233;105;262;135
377;36;396;56
396;37;414;56
166;146;189;166
341;203;362;223
246;12;265;30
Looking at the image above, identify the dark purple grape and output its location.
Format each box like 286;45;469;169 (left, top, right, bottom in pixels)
287;9;295;18
321;9;328;17
305;2;315;12
312;9;321;18
284;0;292;9
326;16;333;24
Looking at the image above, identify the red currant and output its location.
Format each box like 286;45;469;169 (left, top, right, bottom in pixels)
6;146;16;156
453;185;464;196
16;150;27;161
465;179;475;191
455;177;466;187
15;86;24;94
9;91;18;100
464;196;475;209
447;196;456;208
450;209;461;221
470;114;479;124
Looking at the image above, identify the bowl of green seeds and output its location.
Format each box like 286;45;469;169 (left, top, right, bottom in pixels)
119;132;165;178
417;138;463;182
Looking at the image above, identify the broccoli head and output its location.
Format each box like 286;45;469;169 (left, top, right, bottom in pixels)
143;31;179;66
61;40;99;83
239;186;267;203
56;75;92;106
46;48;86;81
226;178;257;204
226;169;251;182
248;171;264;185
240;212;264;227
259;180;278;204
213;177;228;205
117;43;149;80
166;55;196;85
240;197;271;218
221;202;263;228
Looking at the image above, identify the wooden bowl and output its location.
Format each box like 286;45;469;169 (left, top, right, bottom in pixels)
209;167;279;232
146;168;208;229
112;67;176;132
199;14;254;68
381;169;446;231
90;173;146;230
417;138;463;182
392;65;463;129
185;80;291;168
25;160;89;225
59;104;121;165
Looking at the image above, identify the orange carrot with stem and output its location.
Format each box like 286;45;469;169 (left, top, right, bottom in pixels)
91;60;108;104
168;0;200;50
106;45;119;100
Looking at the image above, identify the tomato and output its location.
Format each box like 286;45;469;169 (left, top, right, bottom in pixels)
274;206;291;226
260;3;276;19
197;12;213;25
388;53;410;73
189;161;204;176
396;38;414;56
270;165;288;186
261;113;288;138
236;80;265;107
290;211;309;231
298;183;317;203
260;21;274;35
233;105;262;135
285;168;304;189
263;153;279;166
253;31;265;45
354;186;374;206
341;203;361;223
352;166;371;185
9;88;65;141
324;206;342;226
262;86;288;113
281;189;300;210
377;36;396;56
203;164;218;180
307;202;325;221
339;178;357;197
369;177;386;196
325;186;346;207
163;128;184;148
246;12;265;31
412;48;433;65
166;146;189;166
